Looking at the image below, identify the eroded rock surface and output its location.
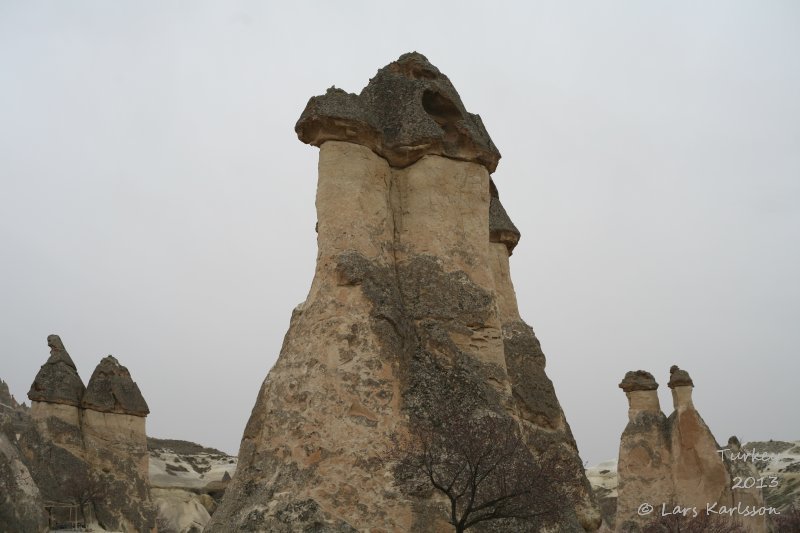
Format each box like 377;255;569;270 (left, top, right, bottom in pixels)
148;437;237;531
0;379;18;408
27;334;85;406
19;336;156;532
210;54;601;532
667;367;733;514
82;355;155;531
82;355;149;416
0;413;48;533
296;52;501;172
615;371;672;532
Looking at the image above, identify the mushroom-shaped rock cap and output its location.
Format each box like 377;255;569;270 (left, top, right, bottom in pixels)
489;179;521;254
82;355;149;416
619;370;659;393
27;334;86;406
667;365;694;389
728;435;742;451
296;52;501;173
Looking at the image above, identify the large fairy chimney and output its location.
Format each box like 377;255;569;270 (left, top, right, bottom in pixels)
208;53;602;531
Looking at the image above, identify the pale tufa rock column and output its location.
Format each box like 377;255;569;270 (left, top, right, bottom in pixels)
666;366;734;516
615;370;673;532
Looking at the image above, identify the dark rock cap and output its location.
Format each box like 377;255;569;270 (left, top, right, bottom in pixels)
667;365;694;389
489;179;521;254
82;355;149;416
27;334;86;406
296;52;501;172
619;370;659;393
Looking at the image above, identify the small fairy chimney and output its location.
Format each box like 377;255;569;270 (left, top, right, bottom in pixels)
615;371;673;532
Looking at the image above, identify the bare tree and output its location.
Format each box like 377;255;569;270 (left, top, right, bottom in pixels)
62;469;101;527
392;411;566;533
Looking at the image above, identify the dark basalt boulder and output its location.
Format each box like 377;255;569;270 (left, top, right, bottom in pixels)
296;52;501;172
27;334;85;406
82;355;149;416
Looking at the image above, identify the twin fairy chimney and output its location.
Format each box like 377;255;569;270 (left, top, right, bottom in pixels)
208;53;602;531
28;334;149;416
24;335;155;532
616;367;767;533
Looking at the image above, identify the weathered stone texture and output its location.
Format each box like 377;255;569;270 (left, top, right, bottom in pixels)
618;370;658;393
615;386;672;532
615;369;765;533
725;436;768;533
82;357;155;531
489;179;520;254
0;379;17;408
28;334;85;406
82;355;150;416
667;379;733;513
210;54;601;532
0;413;48;533
667;365;693;389
296;52;501;172
20;337;156;532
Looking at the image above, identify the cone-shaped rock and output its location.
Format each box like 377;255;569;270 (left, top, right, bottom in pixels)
27;334;85;406
210;53;601;532
82;355;149;416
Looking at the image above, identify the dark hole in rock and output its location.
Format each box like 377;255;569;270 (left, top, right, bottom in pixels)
421;90;462;126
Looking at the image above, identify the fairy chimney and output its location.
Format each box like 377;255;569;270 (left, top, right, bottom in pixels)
82;355;155;531
208;52;602;532
615;371;673;532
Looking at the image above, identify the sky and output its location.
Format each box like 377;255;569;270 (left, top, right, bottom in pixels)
0;1;798;466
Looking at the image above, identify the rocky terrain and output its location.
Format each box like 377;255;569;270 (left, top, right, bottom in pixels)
0;335;156;532
2;344;238;533
747;440;800;513
148;437;237;533
587;439;800;531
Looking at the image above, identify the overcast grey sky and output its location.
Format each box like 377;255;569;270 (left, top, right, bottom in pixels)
1;1;797;465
